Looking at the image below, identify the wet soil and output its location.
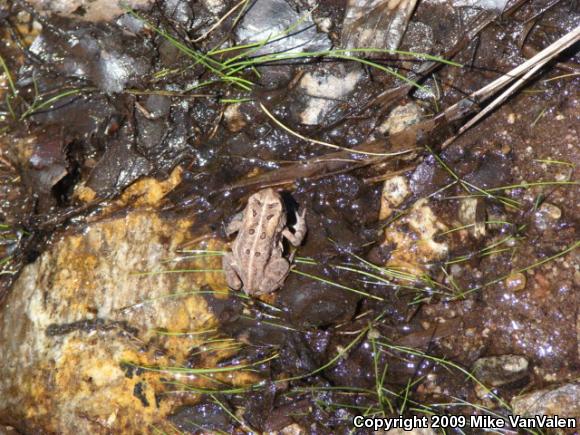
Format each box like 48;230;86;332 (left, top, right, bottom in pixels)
0;0;579;433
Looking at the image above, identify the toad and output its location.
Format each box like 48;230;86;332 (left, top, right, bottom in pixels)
222;188;307;295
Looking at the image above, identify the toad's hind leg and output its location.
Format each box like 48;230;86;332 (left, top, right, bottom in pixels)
222;252;243;290
258;258;290;295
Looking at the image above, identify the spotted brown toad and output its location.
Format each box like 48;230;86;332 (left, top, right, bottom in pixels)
222;188;307;295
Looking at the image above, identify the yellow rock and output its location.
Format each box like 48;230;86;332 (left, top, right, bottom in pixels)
382;198;448;279
0;201;257;433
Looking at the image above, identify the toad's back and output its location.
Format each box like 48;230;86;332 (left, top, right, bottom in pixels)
232;188;286;291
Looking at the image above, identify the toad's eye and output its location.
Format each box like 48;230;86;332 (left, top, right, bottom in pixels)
268;203;278;209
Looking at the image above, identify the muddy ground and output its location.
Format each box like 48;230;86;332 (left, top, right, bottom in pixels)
0;0;578;433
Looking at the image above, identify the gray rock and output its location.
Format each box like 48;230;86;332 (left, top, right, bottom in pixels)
29;20;151;94
341;0;418;52
296;64;363;125
235;0;331;56
27;0;153;22
162;0;194;27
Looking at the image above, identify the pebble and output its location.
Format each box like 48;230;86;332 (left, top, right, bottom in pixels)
505;272;526;291
379;175;410;220
472;355;529;387
458;197;486;238
379;103;423;135
539;202;562;220
534;202;562;230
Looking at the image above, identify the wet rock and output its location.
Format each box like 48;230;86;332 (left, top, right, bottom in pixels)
56;93;185;198
471;355;529;387
409;158;437;197
294;174;379;257
202;0;227;15
21;132;70;211
379;175;410;220
458;197;486;239
116;13;146;33
277;273;358;327
511;383;580;417
380;198;448;277
235;0;331;56
445;0;510;9
325;341;380;389
28;0;153;22
108;166;184;208
158;38;188;68
242;386;277;431
463;152;512;190
277;332;320;375
141;95;172;120
379;103;423;135
28;17;152;93
0;180;248;433
86;129;152;196
162;0;194;27
254;64;295;90
341;0;418;51
17;84;118;141
297;64;363;125
534;202;562;231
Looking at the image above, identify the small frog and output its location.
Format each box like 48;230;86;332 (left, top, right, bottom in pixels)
222;188;307;295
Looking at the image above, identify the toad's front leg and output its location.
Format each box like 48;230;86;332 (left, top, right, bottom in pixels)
282;208;307;247
225;212;244;236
